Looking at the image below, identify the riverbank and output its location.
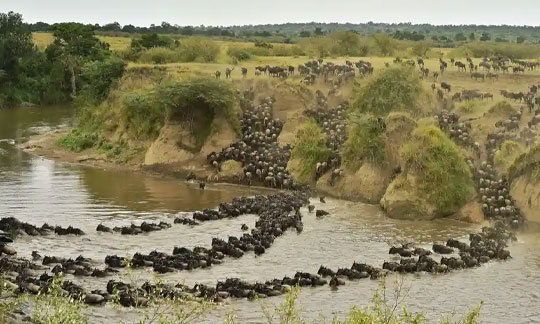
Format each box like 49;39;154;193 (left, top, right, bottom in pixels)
19;128;489;225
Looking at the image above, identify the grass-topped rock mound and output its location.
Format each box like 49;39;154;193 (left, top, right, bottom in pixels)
381;125;475;220
60;75;240;173
287;120;333;183
508;143;540;223
350;65;434;117
316;113;416;203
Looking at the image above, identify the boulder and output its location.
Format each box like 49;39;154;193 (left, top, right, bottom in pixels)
316;163;390;203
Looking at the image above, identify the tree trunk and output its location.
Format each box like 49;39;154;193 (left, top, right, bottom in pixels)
68;57;76;98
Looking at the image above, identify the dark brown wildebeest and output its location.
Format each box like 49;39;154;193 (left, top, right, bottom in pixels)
417;58;424;67
241;67;248;78
471;72;485;81
420;67;429;78
486;72;499;81
479;61;491;71
433;72;439;81
255;66;267;75
513;66;525;73
215;71;221;79
225;67;235;79
431;83;437;92
288;65;295;75
455;61;466;72
441;82;451;93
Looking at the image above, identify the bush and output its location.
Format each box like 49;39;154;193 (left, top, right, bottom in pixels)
57;128;102;152
138;47;180;64
351;65;428;117
79;56;126;103
342;116;387;172
177;37;220;62
287;121;334;183
401;126;474;214
227;45;251;63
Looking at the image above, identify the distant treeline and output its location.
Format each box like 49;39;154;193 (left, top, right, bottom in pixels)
28;21;540;46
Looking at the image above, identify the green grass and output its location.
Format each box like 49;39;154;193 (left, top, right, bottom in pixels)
342;115;387;172
351;65;431;117
508;142;540;182
287;120;334;183
57;129;102;152
494;141;525;175
401;125;474;215
32;32;131;51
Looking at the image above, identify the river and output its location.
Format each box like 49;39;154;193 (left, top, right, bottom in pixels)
0;106;539;323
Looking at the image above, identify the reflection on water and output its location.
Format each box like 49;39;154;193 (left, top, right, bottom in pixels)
1;106;540;324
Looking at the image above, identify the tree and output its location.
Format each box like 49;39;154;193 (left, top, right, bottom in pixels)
454;32;467;41
330;30;361;56
314;27;323;36
411;41;432;57
480;32;491;41
47;23;108;97
299;30;311;37
372;33;396;56
0;11;35;82
517;36;526;44
101;22;121;32
469;32;476;41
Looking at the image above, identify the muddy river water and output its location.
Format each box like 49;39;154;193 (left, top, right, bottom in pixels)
0;106;539;323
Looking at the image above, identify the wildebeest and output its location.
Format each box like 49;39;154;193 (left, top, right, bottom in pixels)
455;61;467;72
441;82;451;93
225;67;235;78
471;72;485;81
215;71;221;79
241;67;248;78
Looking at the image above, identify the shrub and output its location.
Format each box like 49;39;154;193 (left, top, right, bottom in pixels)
177;37;220;62
139;47;180;64
57;128;102;152
227;45;251;63
351;65;428;117
287;121;334;183
342;116;387;172
401;126;474;214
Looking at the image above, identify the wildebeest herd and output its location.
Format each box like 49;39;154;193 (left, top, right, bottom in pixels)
1;53;540;319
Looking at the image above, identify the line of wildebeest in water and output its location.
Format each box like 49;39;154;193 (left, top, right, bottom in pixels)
0;74;539;308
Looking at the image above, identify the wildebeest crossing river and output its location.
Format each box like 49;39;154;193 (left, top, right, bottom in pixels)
0;106;539;323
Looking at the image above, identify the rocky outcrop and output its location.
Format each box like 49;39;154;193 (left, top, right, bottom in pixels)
510;175;540;224
316;163;390;203
508;143;540;223
380;173;438;220
380;126;475;220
